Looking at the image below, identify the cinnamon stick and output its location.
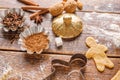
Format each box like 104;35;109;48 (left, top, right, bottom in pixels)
22;6;48;10
0;6;9;9
30;9;49;20
17;0;39;6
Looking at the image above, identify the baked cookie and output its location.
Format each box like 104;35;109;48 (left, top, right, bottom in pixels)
85;37;114;72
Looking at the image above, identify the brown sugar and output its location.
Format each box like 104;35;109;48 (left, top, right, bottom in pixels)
24;32;49;53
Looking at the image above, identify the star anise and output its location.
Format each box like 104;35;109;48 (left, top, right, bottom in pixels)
34;15;43;24
1;9;26;44
2;10;24;32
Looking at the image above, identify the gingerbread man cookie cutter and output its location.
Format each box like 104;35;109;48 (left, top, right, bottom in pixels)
43;54;87;80
85;37;114;72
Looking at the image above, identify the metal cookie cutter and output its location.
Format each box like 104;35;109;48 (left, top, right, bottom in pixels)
43;54;87;80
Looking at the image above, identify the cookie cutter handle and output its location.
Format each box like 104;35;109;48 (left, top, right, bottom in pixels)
79;70;86;80
67;70;86;80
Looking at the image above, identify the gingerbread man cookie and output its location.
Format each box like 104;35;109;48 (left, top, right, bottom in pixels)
85;37;114;72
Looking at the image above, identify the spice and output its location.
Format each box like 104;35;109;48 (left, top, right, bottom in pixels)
18;0;48;24
18;0;83;25
19;26;49;54
30;9;48;21
1;9;26;43
2;10;24;32
17;0;39;6
24;32;49;54
9;27;24;43
30;10;48;24
33;15;43;24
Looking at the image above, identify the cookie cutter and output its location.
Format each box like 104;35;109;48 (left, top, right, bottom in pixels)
43;54;87;80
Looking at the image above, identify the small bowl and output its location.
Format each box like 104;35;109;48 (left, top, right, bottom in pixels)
0;8;25;32
18;25;49;54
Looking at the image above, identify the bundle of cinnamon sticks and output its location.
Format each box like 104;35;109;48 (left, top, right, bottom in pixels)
18;0;83;24
18;0;49;24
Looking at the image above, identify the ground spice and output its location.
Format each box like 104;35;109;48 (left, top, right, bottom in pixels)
24;32;49;53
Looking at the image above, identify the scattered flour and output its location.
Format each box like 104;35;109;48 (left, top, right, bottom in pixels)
109;24;120;31
83;13;93;20
0;23;3;29
26;71;36;79
39;65;45;72
97;13;120;21
0;56;12;80
85;24;120;47
83;12;120;47
107;4;113;8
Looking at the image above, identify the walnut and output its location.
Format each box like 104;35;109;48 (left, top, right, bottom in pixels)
64;0;77;13
77;1;83;10
49;3;64;16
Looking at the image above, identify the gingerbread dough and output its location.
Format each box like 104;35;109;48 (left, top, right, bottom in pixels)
85;37;114;72
64;0;77;13
49;2;64;16
111;70;120;80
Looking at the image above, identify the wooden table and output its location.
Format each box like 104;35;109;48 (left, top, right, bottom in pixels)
0;0;120;80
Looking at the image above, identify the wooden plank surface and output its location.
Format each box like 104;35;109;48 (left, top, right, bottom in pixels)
0;11;120;56
0;0;120;13
0;51;119;80
0;0;120;80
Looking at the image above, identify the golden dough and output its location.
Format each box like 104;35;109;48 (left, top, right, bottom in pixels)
85;37;114;72
111;70;120;80
49;0;83;16
64;0;77;13
77;1;83;10
49;2;64;16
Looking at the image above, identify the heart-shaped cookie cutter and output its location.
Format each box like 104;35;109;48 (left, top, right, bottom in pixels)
43;54;87;80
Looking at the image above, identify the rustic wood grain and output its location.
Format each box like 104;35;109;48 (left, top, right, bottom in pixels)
0;0;120;13
0;0;120;79
0;51;119;80
0;11;119;56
